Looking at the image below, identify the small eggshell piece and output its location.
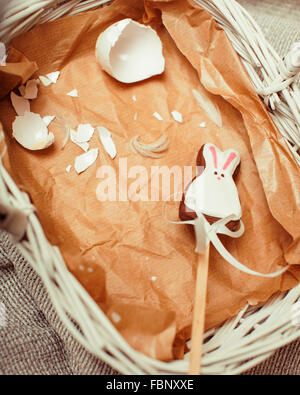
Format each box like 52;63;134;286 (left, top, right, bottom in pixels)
76;124;94;142
10;92;30;115
97;126;117;159
153;111;163;121
67;89;78;97
70;129;90;151
111;312;121;323
24;79;39;99
39;76;52;86
46;71;60;84
171;110;182;123
74;148;98;174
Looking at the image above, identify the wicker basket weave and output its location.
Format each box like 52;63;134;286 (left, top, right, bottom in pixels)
0;0;299;375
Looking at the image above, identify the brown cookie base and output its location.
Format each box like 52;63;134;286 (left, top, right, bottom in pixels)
179;197;240;232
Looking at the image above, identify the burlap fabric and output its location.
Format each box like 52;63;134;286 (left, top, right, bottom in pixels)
0;0;299;375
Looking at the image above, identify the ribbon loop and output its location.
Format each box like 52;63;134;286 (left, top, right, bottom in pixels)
166;207;289;278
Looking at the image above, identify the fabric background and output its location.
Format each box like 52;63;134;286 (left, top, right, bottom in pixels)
0;0;299;375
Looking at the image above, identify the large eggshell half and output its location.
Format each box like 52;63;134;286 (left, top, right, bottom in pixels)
95;18;165;83
12;112;54;150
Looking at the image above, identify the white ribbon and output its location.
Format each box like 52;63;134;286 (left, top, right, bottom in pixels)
168;211;288;278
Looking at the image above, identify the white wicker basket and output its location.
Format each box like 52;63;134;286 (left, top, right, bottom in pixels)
0;0;299;375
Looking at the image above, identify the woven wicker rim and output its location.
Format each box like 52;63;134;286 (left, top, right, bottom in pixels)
0;0;299;375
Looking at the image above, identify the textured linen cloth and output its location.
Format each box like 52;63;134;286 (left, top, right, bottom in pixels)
0;230;117;375
0;0;299;375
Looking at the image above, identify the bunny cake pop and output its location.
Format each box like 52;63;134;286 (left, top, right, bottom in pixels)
177;143;288;375
177;142;289;277
179;143;241;231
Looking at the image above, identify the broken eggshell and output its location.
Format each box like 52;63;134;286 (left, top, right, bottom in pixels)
10;92;30;115
23;79;39;99
95;18;165;83
98;126;117;159
74;148;98;174
12;112;54;150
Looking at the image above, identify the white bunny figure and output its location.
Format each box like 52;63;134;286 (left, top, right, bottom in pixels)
184;143;242;219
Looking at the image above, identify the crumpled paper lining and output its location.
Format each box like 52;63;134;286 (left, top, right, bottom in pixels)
0;48;38;100
0;0;299;361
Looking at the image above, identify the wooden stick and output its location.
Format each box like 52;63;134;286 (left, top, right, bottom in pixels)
188;243;210;375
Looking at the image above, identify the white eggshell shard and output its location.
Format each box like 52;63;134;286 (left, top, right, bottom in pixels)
46;71;60;84
12;112;54;150
171;110;182;123
74;148;98;174
98;126;117;159
70;128;90;151
153;111;163;121
76;123;94;142
67;89;78;97
10;92;30;115
24;79;39;99
39;75;52;86
96;18;165;83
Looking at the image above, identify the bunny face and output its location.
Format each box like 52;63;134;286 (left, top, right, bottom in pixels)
184;143;242;219
202;144;240;180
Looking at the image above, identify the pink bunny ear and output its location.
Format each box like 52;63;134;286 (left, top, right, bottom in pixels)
222;152;237;171
209;145;217;168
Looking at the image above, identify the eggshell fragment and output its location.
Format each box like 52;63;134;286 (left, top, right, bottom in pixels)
153;111;163;121
111;312;121;323
70;128;91;152
10;92;30;115
74;148;98;174
39;71;60;86
95;18;165;83
97;126;117;159
171;110;182;123
12;112;54;150
67;89;78;97
46;71;60;84
39;75;52;86
76;124;94;142
24;79;38;99
70;129;86;150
